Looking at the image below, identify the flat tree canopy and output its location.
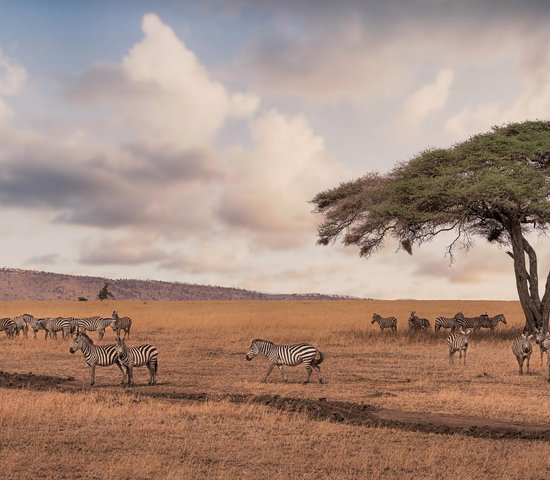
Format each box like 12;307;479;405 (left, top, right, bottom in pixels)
312;120;550;332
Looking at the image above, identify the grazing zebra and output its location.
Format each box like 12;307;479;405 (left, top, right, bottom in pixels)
478;314;507;332
111;311;132;338
114;336;158;386
455;312;488;332
245;339;324;384
21;314;47;339
446;329;471;364
408;312;430;331
69;331;126;386
77;316;114;340
0;317;16;338
511;334;533;375
39;317;71;340
12;316;29;338
434;314;460;333
535;328;550;366
371;313;397;333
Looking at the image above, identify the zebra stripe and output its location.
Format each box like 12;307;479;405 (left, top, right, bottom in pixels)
77;316;114;340
245;339;324;384
69;331;126;385
446;329;470;364
111;311;132;338
434;315;459;333
478;314;507;332
115;337;158;386
0;318;16;338
511;334;533;375
21;314;47;339
455;313;488;332
535;329;550;366
39;317;71;340
408;312;430;331
371;313;397;333
12;316;29;338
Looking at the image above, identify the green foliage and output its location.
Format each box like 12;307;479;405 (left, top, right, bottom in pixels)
312;120;550;257
97;282;114;301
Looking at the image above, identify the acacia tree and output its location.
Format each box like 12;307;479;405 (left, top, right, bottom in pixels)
97;282;114;301
312;120;550;332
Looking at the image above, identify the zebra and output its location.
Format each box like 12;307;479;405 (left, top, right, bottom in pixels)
511;334;533;375
39;317;71;340
543;337;550;382
111;311;132;338
21;313;47;339
371;313;397;333
12;316;29;338
478;314;507;332
455;312;488;332
0;317;16;338
114;336;158;386
69;331;126;386
446;329;471;364
434;314;460;333
77;316;114;340
408;312;430;331
535;328;550;366
245;339;324;384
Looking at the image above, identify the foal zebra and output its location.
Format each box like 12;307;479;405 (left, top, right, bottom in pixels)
111;311;132;338
0;318;16;338
114;337;158;386
478;314;507;332
371;313;397;333
245;339;324;384
408;312;430;331
69;331;126;385
446;329;470;364
512;334;533;375
77;316;114;340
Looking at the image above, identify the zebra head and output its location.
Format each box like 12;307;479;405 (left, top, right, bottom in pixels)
69;332;83;354
496;314;507;325
535;328;548;345
112;310;119;320
520;333;534;353
115;336;126;355
245;340;260;361
371;313;380;324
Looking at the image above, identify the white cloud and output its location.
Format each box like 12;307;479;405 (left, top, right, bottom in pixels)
0;49;27;125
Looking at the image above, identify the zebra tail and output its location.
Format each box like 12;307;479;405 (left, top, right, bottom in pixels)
313;351;324;366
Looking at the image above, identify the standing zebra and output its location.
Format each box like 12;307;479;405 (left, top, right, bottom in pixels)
77;316;114;340
371;313;397;333
511;334;533;375
543;337;550;382
455;312;488;332
245;339;324;384
408;312;430;331
446;329;470;364
114;336;158;386
39;317;71;340
111;311;132;339
12;316;29;338
0;318;16;338
535;328;550;366
434;314;460;333
478;314;507;332
21;314;47;339
69;331;126;386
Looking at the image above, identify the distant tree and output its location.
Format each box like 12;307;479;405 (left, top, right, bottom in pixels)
97;282;114;301
311;120;550;333
78;297;88;302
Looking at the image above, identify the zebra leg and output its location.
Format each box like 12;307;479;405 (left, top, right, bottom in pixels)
518;357;524;375
147;362;157;385
116;361;127;385
463;348;467;366
89;364;96;386
526;356;530;374
314;366;323;384
541;348;544;366
262;363;275;382
449;348;454;364
276;365;288;382
127;366;133;386
303;366;312;384
98;329;104;340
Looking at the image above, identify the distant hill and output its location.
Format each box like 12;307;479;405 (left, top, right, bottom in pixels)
0;268;356;301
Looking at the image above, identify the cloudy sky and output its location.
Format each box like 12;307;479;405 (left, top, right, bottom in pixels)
0;0;549;299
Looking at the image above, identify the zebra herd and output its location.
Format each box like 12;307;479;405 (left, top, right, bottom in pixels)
1;310;158;386
371;311;550;380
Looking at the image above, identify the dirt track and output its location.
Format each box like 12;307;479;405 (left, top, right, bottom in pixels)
2;370;549;441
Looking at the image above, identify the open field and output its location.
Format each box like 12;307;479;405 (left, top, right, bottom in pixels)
1;300;550;479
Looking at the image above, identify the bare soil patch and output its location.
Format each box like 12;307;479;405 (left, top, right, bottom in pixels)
2;370;549;441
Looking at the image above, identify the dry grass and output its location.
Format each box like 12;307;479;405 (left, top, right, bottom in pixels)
1;300;550;479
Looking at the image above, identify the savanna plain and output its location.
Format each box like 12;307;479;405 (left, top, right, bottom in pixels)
1;300;550;480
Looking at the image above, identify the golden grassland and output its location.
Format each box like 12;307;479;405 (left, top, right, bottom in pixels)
1;300;550;479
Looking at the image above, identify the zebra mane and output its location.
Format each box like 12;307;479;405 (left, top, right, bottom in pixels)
252;338;273;345
79;331;94;345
